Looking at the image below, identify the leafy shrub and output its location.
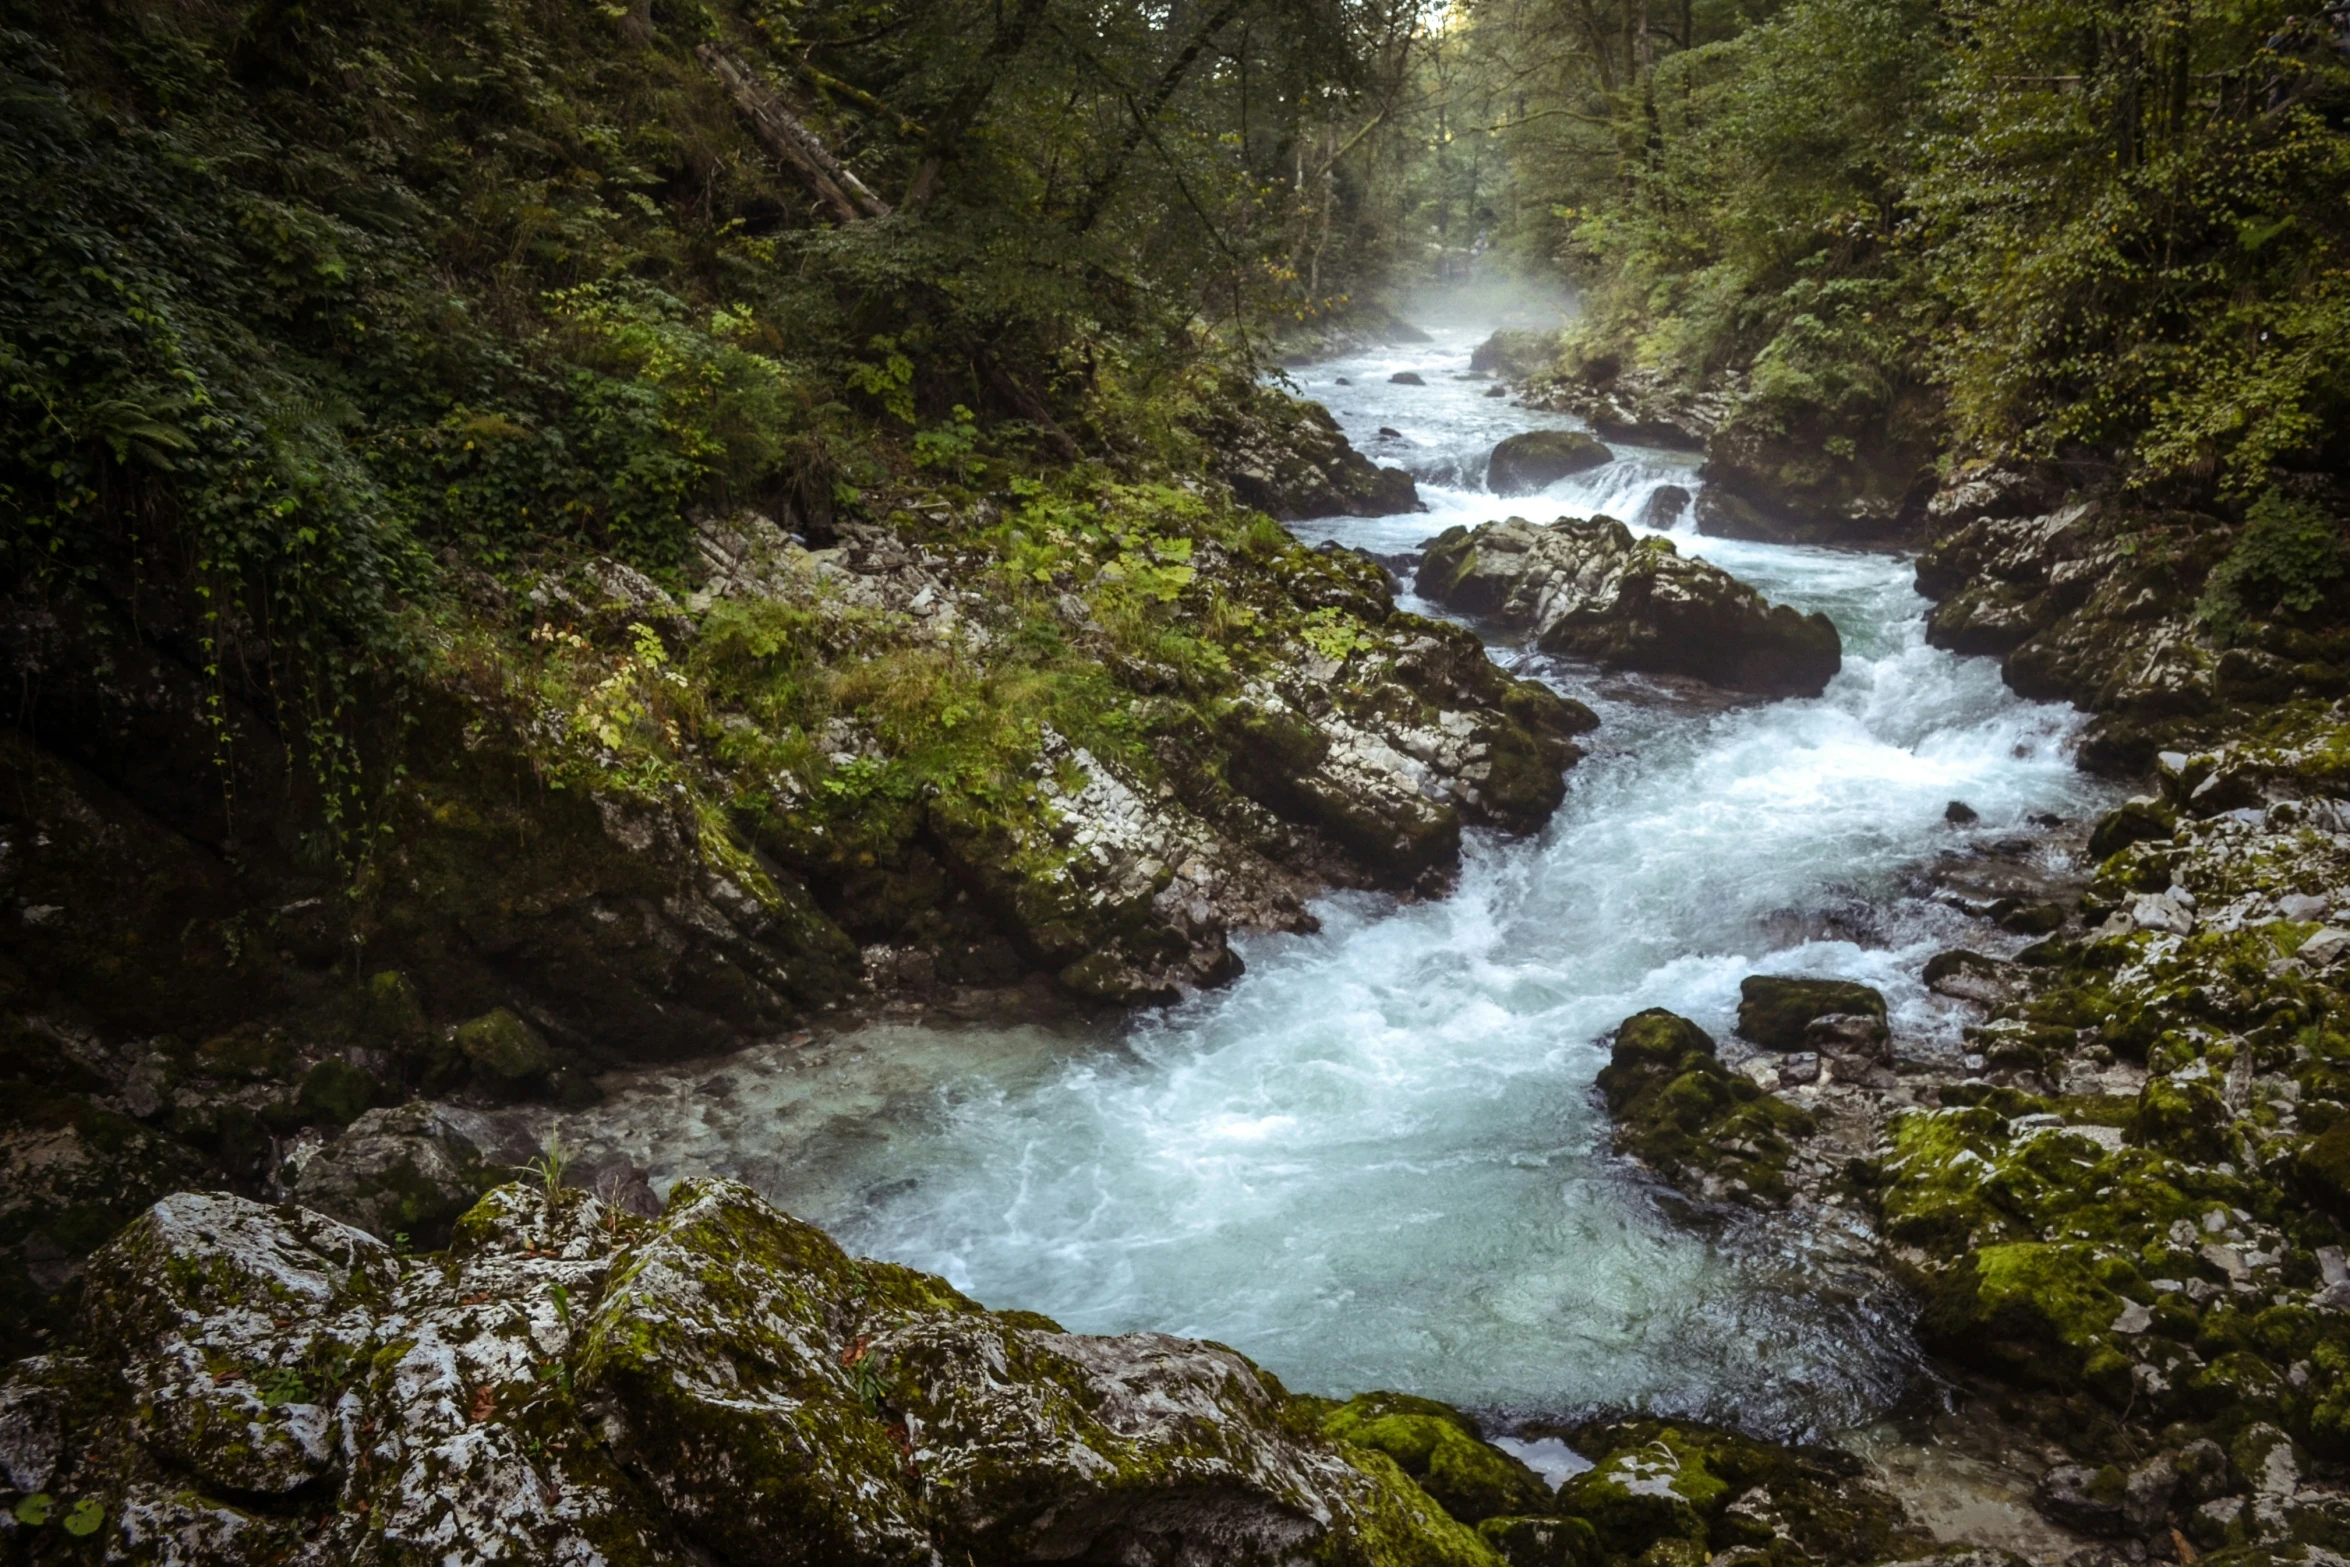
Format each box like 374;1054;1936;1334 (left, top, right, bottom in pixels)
2198;490;2346;641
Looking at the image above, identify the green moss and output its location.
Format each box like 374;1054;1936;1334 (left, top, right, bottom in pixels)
1598;1010;1814;1204
451;1009;554;1084
1321;1393;1551;1525
2298;1121;2350;1220
1558;1429;1727;1558
2133;1074;2234;1163
1920;1241;2132;1391
297;1058;379;1127
1321;1447;1510;1567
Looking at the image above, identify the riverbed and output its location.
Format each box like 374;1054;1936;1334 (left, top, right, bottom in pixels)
542;321;2118;1440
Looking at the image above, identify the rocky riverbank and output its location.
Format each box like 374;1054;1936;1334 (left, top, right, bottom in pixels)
1593;725;2350;1566
0;1175;1957;1567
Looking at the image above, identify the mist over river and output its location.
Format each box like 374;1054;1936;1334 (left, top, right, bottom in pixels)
544;320;2120;1436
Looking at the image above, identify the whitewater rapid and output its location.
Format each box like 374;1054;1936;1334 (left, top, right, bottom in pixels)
547;322;2117;1437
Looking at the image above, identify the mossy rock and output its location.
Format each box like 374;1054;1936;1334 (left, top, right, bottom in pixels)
2088;798;2176;859
1480;1514;1598;1567
355;969;432;1046
451;1007;554;1085
1558;1429;1727;1557
1597;1010;1814;1203
1321;1392;1552;1524
297;1057;380;1127
289;1100;523;1247
2297;1120;2350;1219
2130;1074;2232;1163
77;1192;400;1495
1488;431;1614;496
1735;977;1886;1051
1559;1420;1921;1567
0;1086;209;1348
1918;1241;2135;1392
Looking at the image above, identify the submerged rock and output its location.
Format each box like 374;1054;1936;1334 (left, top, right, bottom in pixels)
15;1180;1509;1567
1485;431;1613;496
1417;517;1841;696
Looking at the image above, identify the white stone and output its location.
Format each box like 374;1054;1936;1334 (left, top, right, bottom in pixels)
2297;927;2350;967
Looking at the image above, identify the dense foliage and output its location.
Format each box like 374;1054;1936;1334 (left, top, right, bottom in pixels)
0;0;1467;867
1443;0;2350;496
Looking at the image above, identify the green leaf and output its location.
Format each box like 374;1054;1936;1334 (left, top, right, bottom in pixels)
13;1492;53;1526
63;1498;104;1537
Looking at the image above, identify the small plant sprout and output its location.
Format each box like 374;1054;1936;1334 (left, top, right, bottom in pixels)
531;1128;572;1203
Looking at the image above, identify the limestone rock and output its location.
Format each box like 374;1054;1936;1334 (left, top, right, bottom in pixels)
1693;395;1936;546
1598;1010;1815;1205
1485;431;1613;495
1519;359;1730;451
1924;950;2018;1007
79;1192;399;1496
1206;386;1420;519
1319;1392;1550;1524
2088;797;2174;858
1417;517;1841;697
22;1179;1511;1566
1468;329;1560;380
2034;1463;2127;1535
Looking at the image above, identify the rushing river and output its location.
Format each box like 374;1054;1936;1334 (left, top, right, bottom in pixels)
548;321;2118;1438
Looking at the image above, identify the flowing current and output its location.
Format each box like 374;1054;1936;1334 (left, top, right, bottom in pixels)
551;321;2116;1436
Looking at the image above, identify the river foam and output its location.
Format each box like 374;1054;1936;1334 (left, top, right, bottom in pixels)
546;322;2118;1437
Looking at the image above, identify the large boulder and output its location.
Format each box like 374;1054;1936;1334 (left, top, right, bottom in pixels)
1690;391;1937;545
1486;431;1613;495
1417;516;1842;697
18;1181;1507;1567
1468;329;1560;380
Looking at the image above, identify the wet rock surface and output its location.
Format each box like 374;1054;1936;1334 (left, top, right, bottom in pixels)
1594;703;2350;1567
1486;431;1615;495
1;1177;1969;1567
1417;516;1843;696
1;1180;1523;1567
1909;482;2350;771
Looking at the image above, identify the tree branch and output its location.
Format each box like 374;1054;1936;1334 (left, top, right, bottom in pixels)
698;46;890;222
1072;0;1254;233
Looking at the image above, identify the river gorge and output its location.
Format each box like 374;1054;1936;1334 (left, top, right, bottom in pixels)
527;320;2116;1443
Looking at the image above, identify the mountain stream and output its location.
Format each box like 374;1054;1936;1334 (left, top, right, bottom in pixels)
542;321;2118;1448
